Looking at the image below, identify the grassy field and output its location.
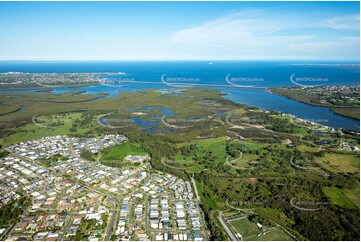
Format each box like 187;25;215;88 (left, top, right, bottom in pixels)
228;153;259;169
222;210;242;217
0;112;93;148
174;137;229;164
316;153;360;173
251;229;293;241
296;144;321;152
101;142;147;161
230;139;264;150
292;127;309;136
323;186;359;209
166;153;203;172
192;136;229;159
230;218;260;238
230;215;293;241
174;152;197;163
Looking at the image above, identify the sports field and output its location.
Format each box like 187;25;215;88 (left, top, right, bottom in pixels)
230;217;293;241
230;218;260;238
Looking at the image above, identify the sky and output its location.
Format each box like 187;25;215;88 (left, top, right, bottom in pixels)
0;1;359;61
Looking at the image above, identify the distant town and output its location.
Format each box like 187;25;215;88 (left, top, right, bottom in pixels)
0;72;120;89
269;85;360;119
277;85;360;105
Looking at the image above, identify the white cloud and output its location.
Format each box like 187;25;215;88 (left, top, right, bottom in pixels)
321;14;360;30
170;10;312;46
170;9;298;46
168;9;360;59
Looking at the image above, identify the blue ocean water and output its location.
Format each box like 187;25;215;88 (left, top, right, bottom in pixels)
0;61;359;131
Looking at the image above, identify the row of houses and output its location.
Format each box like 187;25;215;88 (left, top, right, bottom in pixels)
6;134;127;160
170;179;194;200
155;233;203;241
117;197;131;235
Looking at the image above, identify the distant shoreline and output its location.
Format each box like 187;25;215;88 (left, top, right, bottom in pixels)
268;87;360;120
